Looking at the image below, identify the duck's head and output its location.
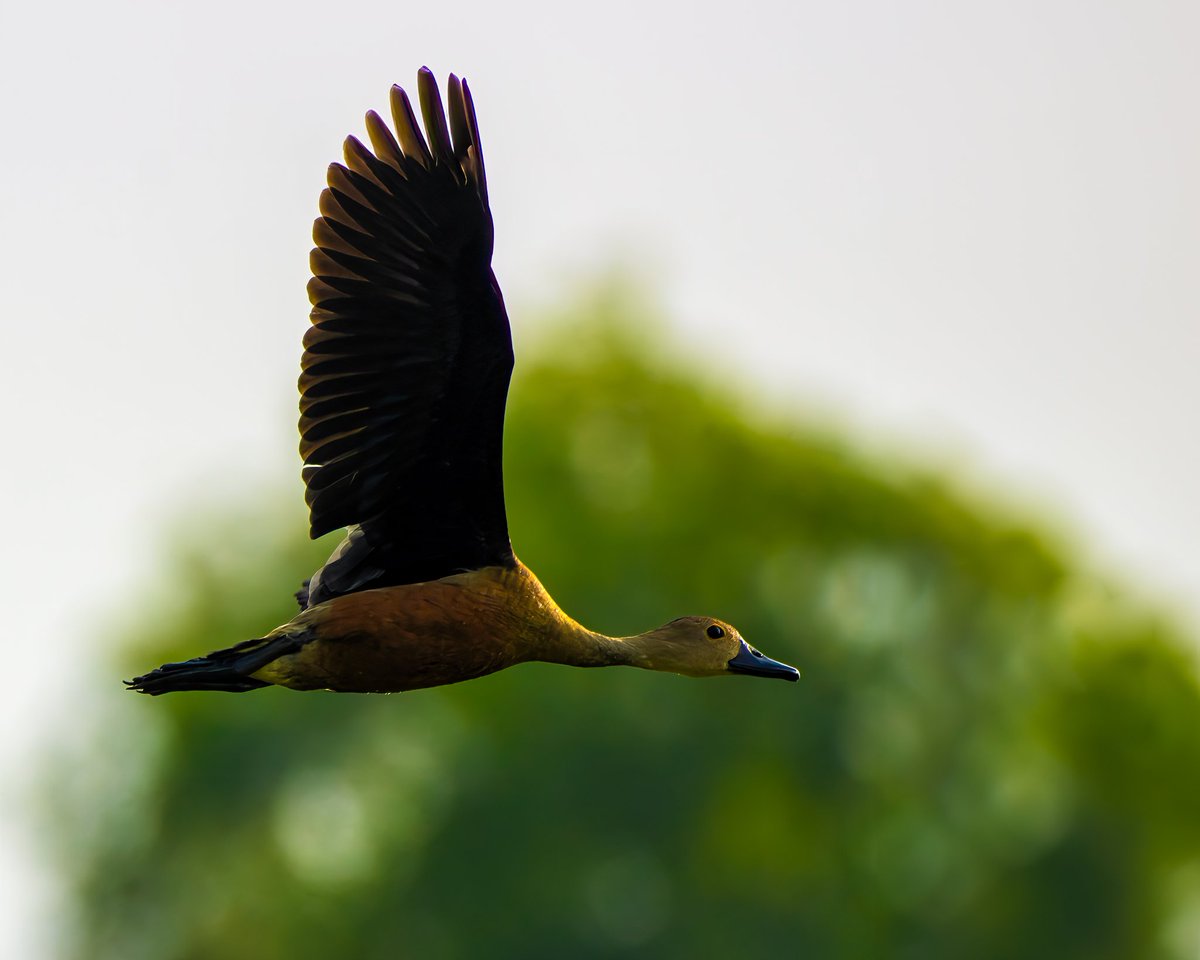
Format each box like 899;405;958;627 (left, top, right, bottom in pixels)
635;617;799;682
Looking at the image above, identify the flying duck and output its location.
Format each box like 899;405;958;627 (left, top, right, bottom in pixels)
128;69;799;695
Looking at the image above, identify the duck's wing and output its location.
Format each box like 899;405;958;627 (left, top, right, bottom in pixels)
300;69;515;594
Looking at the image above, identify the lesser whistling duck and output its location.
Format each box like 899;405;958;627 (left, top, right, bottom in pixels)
128;69;799;696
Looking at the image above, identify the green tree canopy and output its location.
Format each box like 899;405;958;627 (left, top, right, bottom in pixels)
52;288;1200;959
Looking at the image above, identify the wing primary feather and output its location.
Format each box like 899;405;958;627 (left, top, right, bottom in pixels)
459;79;487;204
446;74;471;165
310;247;369;282
325;164;378;214
389;85;433;168
312;218;366;258
416;66;456;171
364;110;406;171
306;276;348;306
318;187;364;231
342;135;390;192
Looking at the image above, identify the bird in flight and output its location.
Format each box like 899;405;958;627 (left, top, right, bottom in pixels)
128;68;799;696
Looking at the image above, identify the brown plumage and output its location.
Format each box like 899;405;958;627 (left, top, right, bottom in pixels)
128;68;798;696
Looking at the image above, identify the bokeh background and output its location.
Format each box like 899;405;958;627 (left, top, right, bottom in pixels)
4;2;1199;957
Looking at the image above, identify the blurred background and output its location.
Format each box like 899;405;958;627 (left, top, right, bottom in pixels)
4;1;1199;957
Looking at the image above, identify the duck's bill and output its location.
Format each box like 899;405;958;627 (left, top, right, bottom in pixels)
727;639;800;682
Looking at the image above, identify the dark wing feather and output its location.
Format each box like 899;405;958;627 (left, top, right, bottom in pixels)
299;68;515;603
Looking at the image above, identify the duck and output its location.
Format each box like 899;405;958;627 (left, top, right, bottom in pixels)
128;68;799;696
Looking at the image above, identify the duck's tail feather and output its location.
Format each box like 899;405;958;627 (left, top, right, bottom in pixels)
126;659;270;695
126;633;305;696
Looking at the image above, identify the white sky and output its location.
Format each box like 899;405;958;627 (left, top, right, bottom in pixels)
3;1;1198;954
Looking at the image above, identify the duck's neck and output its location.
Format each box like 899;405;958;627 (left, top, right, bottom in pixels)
539;623;634;669
512;562;645;670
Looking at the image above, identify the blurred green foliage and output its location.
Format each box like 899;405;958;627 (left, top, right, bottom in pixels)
52;287;1200;959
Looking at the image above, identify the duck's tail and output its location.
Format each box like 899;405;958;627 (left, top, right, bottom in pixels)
126;633;304;695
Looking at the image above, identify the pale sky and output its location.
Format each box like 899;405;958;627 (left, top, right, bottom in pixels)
3;1;1198;954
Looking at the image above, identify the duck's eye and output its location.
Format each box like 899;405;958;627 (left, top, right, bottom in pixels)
706;624;725;639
